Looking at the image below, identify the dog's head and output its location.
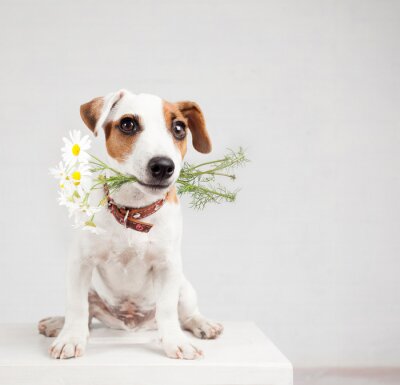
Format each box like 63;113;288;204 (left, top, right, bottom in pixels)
80;90;211;196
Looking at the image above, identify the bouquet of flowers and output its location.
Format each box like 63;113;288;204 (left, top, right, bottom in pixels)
51;130;248;233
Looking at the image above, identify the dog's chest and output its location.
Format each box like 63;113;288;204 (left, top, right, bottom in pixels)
91;253;157;329
90;203;181;302
95;247;154;297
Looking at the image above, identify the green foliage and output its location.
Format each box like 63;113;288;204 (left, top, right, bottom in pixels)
89;155;137;195
89;148;248;209
176;148;248;209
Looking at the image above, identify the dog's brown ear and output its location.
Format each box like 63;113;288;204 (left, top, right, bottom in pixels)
80;90;125;136
175;101;212;153
80;97;104;136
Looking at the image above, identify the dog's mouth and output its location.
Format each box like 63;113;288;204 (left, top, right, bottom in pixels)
137;179;171;190
125;173;172;191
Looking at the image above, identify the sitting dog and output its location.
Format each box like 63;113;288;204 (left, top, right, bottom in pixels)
39;90;223;359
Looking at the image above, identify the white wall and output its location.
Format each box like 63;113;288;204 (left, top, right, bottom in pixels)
0;0;399;368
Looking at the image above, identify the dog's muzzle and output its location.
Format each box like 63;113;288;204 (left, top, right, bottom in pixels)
148;157;175;181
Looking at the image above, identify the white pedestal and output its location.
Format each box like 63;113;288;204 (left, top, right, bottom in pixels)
0;322;293;385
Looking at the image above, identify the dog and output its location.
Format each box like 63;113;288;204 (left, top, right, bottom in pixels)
38;90;223;359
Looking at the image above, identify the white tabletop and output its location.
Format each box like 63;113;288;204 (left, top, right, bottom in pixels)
0;322;292;385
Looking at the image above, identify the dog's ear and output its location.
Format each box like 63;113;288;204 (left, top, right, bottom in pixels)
80;91;125;136
80;97;103;135
175;101;212;153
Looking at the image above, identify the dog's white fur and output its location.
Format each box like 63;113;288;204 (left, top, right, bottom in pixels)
39;90;223;360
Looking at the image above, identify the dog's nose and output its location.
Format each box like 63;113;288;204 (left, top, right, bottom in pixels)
148;157;175;180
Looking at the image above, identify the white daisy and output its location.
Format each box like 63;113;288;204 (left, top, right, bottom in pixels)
81;204;102;217
57;192;81;217
62;130;91;166
82;222;104;235
50;161;68;180
72;216;104;235
50;161;70;190
52;129;108;235
68;162;93;197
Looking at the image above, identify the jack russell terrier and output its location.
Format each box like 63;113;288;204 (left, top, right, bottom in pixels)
38;90;223;359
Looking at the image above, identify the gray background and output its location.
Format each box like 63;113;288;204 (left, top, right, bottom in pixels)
0;0;399;370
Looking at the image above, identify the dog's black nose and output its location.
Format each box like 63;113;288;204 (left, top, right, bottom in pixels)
148;157;175;180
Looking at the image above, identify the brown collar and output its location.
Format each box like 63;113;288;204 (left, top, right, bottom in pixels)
106;188;165;233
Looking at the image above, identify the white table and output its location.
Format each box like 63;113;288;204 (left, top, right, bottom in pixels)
0;322;293;385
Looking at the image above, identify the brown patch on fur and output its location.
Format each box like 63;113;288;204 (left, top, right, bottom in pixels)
88;290;110;315
166;185;179;204
104;115;141;162
88;290;155;329
175;101;212;153
80;97;104;135
163;101;188;158
38;316;65;338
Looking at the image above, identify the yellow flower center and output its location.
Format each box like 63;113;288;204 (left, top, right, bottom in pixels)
72;171;81;180
72;171;81;185
72;143;81;156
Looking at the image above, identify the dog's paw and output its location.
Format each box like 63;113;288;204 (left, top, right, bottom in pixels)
183;315;224;339
49;329;88;359
162;335;203;360
38;316;64;338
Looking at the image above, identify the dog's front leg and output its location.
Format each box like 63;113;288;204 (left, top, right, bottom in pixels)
49;252;93;359
153;263;202;359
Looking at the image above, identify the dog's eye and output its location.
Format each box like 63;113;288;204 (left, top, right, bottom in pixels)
172;120;186;140
119;117;139;135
